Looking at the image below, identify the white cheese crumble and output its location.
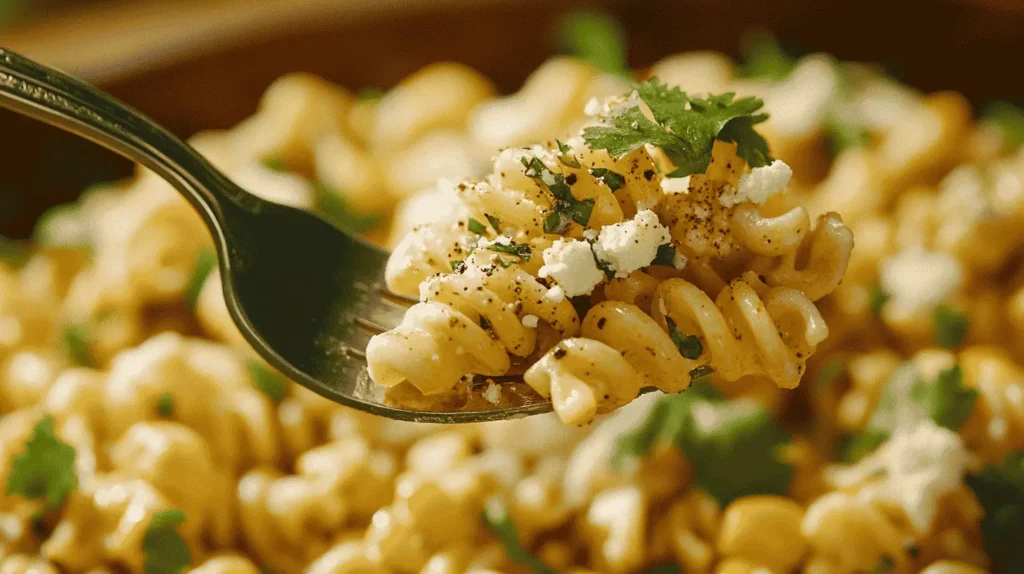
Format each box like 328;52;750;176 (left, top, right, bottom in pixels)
720;160;793;208
592;210;670;278
826;418;969;533
582;229;598;242
544;285;566;303
660;176;691;195
584;97;603;117
672;252;687;270
521;315;539;328
483;381;501;405
538;239;605;297
879;249;963;315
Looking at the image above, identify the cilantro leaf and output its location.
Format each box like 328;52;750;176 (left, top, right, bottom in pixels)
982;101;1024;149
247;360;288;404
316;182;382;233
740;31;796;81
689;365;715;384
260;157;287;172
32;203;92;252
184;249;216;311
583;78;772;177
652;244;676;266
868;283;889;316
467;218;487;235
557;9;629;76
486;242;531;261
589;167;625;191
63;323;95;367
666;317;702;359
840;427;890;463
816;357;846;388
965;452;1024;573
485;214;502;233
357;87;386;103
521;156;595;233
156;393;174;417
482;498;556;574
555;139;581;169
825;114;871;156
6;416;77;509
933;305;969;348
910;365;977;431
142;509;191;574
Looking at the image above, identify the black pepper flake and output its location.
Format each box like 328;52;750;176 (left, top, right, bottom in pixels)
565;173;578;185
553;348;567;359
597;318;606;329
643;169;655;181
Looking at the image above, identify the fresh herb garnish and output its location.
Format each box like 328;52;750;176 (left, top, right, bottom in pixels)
63;323;95;367
0;236;27;267
357;87;386;103
593;253;616;279
825;114;871;157
247;360;288;404
555;139;581;169
316;182;382;233
868;283;889;316
933;305;969;349
739;31;796;81
156;393;175;418
982;101;1024;149
840;427;890;463
652;244;676;266
467;218;487;235
689;365;714;383
184;249;216;311
260;157;287;172
588;167;625;191
666;317;702;359
142;509;191;574
965;451;1024;573
522;157;595;233
582;79;771;177
910;365;977;431
486;241;531;261
6;416;77;509
557;9;629;76
482;497;556;574
816;357;846;388
450;260;465;272
485;214;502;233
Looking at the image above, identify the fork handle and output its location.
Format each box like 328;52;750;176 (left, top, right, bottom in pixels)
0;47;262;229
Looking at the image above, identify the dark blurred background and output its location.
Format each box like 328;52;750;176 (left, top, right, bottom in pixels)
1;0;1022;238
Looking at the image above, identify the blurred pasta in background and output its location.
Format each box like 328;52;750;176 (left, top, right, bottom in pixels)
1;8;1024;574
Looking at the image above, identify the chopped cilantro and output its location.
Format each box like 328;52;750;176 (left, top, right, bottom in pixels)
184;249;216;311
868;283;889;316
142;509;191;574
613;382;793;505
486;242;531;261
260;157;287;172
357;87;386;103
482;498;556;574
815;357;846;388
825;114;871;156
652;244;676;266
933;305;969;348
450;260;465;272
316;182;382;233
32;203;91;252
62;323;94;367
739;31;796;81
593;253;616;279
557;9;629;76
840;427;890;463
156;393;174;417
521;157;595;233
494;255;513;268
6;416;77;509
582;79;771;177
555;139;581;169
588;167;625;191
965;451;1024;573
689;365;714;383
910;365;977;431
467;218;487;235
247;360;288;404
982;101;1024;149
485;214;502;233
666;317;702;359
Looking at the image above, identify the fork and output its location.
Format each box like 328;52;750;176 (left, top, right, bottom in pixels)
0;48;560;423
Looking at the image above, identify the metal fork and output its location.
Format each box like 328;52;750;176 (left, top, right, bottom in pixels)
0;48;555;423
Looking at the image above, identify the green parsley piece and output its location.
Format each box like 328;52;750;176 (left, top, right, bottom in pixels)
184;249;217;310
555;139;581;169
825;114;871;157
494;255;513;269
485;214;502;233
982;101;1024;149
739;31;796;81
482;497;556;574
652;244;677;266
486;241;531;261
593;253;616;279
557;9;629;76
933;305;969;349
965;451;1024;573
63;323;95;367
6;416;77;509
32;203;92;252
156;393;175;418
589;167;625;191
583;78;771;177
142;509;192;574
816;357;846;388
868;283;890;316
247;360;288;404
689;365;715;383
666;317;702;359
260;157;287;172
316;182;382;233
910;365;978;431
450;260;465;272
614;382;792;505
840;427;890;463
467;218;487;235
357;87;386;103
521;157;595;233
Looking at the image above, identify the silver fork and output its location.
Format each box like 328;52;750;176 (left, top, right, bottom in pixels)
0;47;556;423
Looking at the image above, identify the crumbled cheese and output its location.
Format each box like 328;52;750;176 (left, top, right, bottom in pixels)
660;176;691;195
582;229;598;242
476;234;513;250
672;252;687;270
387;179;470;248
592;210;670;278
544;285;566;303
521;315;539;328
483;382;501;405
879;249;963;315
826;419;969;533
538;239;605;297
584;97;603;117
720;160;792;208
